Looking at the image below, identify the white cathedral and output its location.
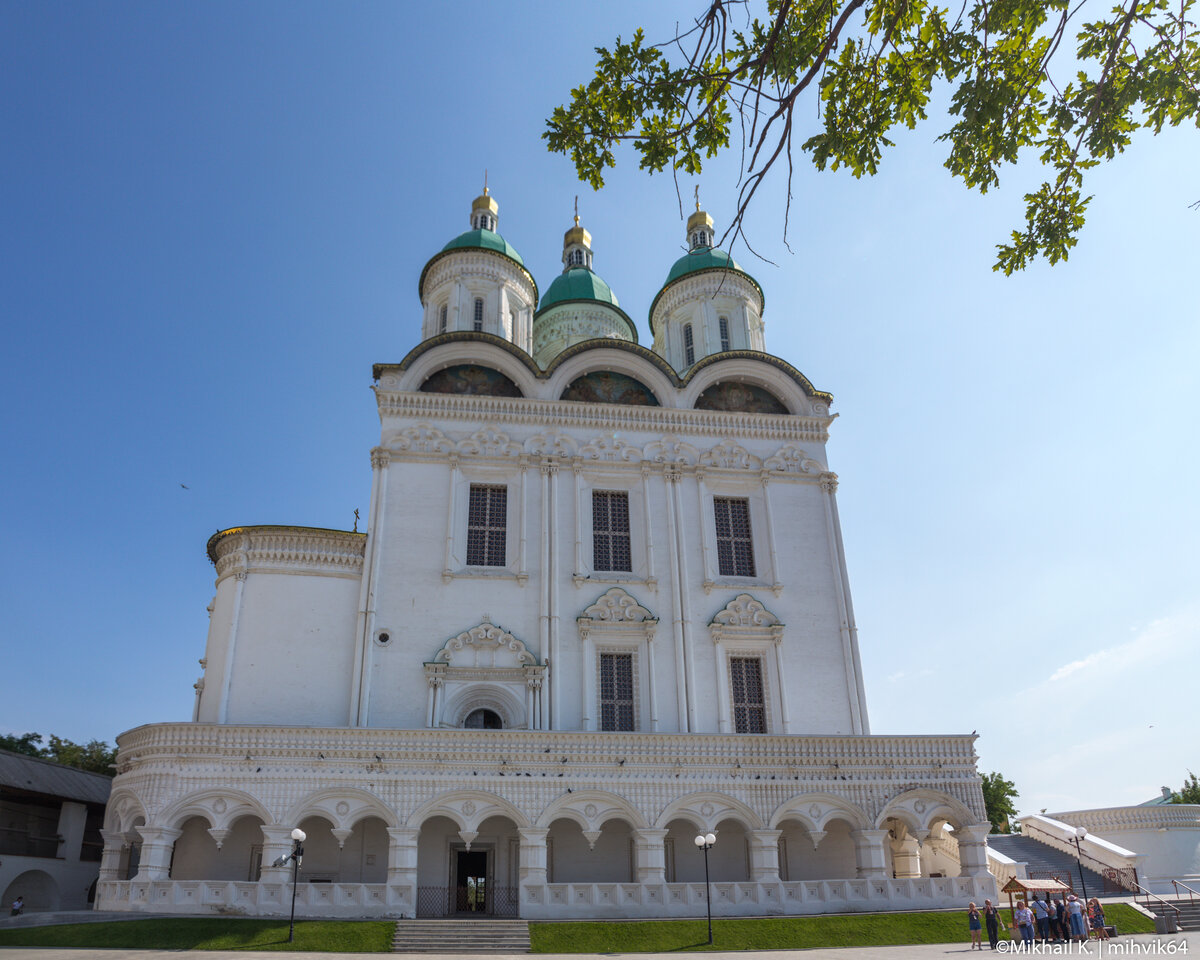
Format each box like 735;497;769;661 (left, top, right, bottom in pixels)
97;190;996;920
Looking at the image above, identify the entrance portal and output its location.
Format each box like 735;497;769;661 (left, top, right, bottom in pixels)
454;850;488;914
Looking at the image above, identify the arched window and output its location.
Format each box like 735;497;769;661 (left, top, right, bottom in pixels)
464;708;502;729
719;316;730;351
473;298;484;331
439;304;448;333
683;323;695;367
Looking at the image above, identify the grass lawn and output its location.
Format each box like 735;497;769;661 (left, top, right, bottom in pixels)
0;917;395;952
529;903;1156;953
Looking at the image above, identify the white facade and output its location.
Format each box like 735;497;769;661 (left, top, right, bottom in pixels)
98;193;993;919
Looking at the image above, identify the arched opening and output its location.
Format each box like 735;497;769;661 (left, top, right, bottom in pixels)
170;813;266;882
2;869;59;913
882;816;921;878
419;364;522;397
415;813;520;917
339;815;389;884
923;819;963;878
295;815;339;883
778;817;859;881
706;817;751;882
546;817;634;884
464;708;502;729
695;381;788;414
561;371;659;406
120;816;144;880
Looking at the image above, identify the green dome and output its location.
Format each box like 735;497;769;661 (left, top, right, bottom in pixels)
663;246;753;286
537;268;619;313
441;228;525;267
650;245;764;332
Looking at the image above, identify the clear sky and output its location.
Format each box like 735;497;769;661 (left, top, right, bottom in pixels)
1;1;1195;818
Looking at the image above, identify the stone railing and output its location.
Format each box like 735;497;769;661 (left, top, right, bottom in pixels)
97;875;996;919
986;844;1026;885
1048;805;1200;834
1017;815;1141;873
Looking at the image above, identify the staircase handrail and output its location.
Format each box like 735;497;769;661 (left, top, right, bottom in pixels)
1129;879;1182;921
1171;879;1199;903
1019;821;1129;881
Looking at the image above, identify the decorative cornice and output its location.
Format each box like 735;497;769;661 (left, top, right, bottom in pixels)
375;394;831;444
206;526;365;577
1047;805;1200;831
418;248;539;306
649;268;764;334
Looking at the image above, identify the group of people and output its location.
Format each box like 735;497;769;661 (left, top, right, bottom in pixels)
967;893;1110;950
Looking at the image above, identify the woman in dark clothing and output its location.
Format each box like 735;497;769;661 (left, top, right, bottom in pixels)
984;898;1006;950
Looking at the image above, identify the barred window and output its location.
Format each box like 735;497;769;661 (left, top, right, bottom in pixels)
719;316;730;351
683;323;695;366
466;484;507;566
714;497;755;577
592;490;632;572
599;652;635;731
439;304;448;333
473;298;484;331
730;656;766;733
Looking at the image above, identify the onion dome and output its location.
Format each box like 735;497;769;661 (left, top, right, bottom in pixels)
532;210;636;367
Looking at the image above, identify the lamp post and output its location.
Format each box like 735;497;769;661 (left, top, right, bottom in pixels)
271;827;306;942
1071;826;1089;903
693;832;716;945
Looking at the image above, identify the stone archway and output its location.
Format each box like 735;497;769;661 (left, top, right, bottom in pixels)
546;816;635;884
2;869;59;912
777;816;859;881
168;813;266;881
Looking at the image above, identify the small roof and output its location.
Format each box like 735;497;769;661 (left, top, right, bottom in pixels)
440;227;526;267
1001;877;1073;893
539;267;619;311
649;246;765;333
0;749;112;806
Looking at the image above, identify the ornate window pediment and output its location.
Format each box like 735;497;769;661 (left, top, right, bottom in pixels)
432;617;536;668
709;594;783;642
580;587;655;625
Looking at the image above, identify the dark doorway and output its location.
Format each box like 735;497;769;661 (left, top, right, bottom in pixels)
464;709;502;729
455;850;488;914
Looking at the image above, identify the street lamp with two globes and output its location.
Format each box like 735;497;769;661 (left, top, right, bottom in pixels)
271;827;307;942
694;832;717;945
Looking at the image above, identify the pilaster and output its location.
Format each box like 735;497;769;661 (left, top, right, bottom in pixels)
851;828;891;879
132;826;181;881
748;829;783;882
633;828;669;884
518;827;549;886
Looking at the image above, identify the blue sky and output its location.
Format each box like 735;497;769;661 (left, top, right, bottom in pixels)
1;1;1195;816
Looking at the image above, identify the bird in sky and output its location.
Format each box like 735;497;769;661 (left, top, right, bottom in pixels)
180;483;190;489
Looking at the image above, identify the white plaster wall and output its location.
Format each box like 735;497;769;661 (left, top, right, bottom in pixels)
223;573;359;725
171;815;264;882
547;818;633;883
195;581;238;722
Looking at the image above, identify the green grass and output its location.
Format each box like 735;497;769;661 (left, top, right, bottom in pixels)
0;918;395;952
530;903;1157;953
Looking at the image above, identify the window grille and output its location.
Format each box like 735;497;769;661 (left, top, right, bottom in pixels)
599;652;635;731
719;316;730;351
439;304;448;333
466;484;507;566
730;656;766;733
473;298;484;331
592;490;632;572
683;323;695;366
714;497;755;577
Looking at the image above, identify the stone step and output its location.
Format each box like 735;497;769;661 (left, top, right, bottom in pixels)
392;918;531;954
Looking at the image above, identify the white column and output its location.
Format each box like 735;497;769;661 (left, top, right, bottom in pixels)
573;460;584;579
518;828;549;887
539;461;551;727
695;469;712;585
761;473;781;588
772;630;792;733
633;828;669;884
98;828;126;880
581;624;595;730
259;825;295;883
548;461;561;728
826;477;869;732
349;447;385;724
640;464;657;584
386;827;419;885
663;467;688;731
644;624;659;731
518;456;529;581
443;454;460;579
748;830;783;882
670;467;697;732
956;823;993;878
713;639;732;733
820;473;866;735
132;826;181;881
851;829;891;879
357;448;390;726
217;570;247;723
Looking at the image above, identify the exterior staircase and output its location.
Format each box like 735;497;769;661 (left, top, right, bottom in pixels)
987;834;1107;894
1140;898;1200;932
392;918;531;954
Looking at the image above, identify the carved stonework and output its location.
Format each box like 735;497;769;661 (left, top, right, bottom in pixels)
456;427;521;458
525;431;578;459
700;440;761;471
579;435;641;462
764;443;823;475
391;424;453;455
712;594;781;629
644;436;699;465
581;587;655;623
433;621;536;667
211;528;365;581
